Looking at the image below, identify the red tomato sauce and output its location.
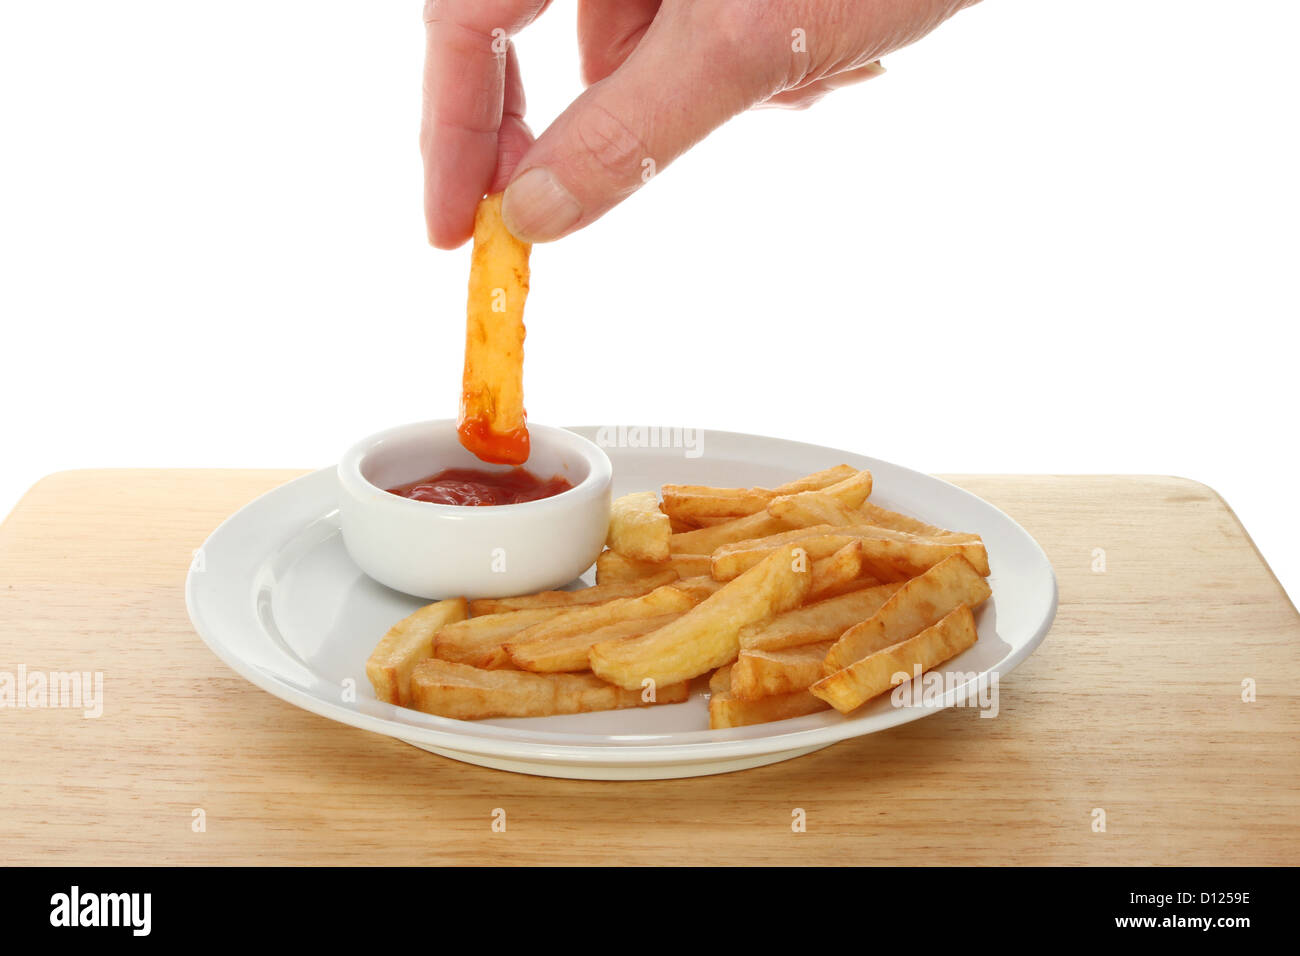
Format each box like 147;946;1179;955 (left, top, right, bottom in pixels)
457;413;530;466
386;467;572;506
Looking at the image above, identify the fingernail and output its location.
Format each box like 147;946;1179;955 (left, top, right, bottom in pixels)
864;60;886;77
501;167;581;242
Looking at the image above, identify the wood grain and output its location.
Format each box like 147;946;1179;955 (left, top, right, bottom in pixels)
1;469;1296;865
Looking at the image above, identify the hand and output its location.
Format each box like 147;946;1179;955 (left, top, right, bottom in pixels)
421;0;980;247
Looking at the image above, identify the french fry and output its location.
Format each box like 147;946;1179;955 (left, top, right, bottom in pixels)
660;465;855;523
595;550;710;584
661;485;775;522
731;641;834;700
709;664;733;696
669;511;790;555
457;193;531;465
855;502;980;541
811;605;979;714
668;470;873;555
589;544;813;690
507;612;682;673
433;607;569;669
504;586;696;672
710;527;848;579
823;554;991;674
738;582;904;652
607;491;672;562
807;540;879;602
672;575;727;602
365;597;469;705
772;464;857;496
711;525;990;581
410;659;689;720
708;667;830;728
766;493;861;528
467;570;677;615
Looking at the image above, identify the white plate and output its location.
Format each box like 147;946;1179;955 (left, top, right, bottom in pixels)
186;428;1057;779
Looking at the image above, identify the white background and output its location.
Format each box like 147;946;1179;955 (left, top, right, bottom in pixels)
2;1;1296;601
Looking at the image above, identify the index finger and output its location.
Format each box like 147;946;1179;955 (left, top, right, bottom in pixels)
420;0;550;248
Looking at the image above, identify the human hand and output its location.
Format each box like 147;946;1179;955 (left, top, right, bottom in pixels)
421;0;980;247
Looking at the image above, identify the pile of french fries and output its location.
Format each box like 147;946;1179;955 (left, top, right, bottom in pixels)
366;464;992;729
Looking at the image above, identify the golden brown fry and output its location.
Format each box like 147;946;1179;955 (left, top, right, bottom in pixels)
766;493;861;528
667;470;872;555
504;586;696;672
661;466;855;523
811;605;979;714
709;664;733;696
823;554;991;673
711;524;990;580
661;485;775;522
595;550;711;584
467;570;677;615
738;582;904;652
589;544;814;690
507;613;683;674
607;491;672;562
457;193;531;465
365;597;469;705
807;540;879;602
772;465;857;496
709;688;830;728
410;659;690;720
433;607;569;669
672;574;727;602
669;511;790;555
731;641;834;700
855;502;981;541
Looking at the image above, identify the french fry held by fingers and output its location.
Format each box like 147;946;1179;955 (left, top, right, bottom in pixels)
607;491;672;562
730;641;834;700
409;659;690;720
365;597;469;705
457;193;532;465
811;604;979;714
708;664;830;729
595;550;710;584
737;582;904;652
467;569;677;615
503;586;696;672
660;465;856;524
433;607;570;669
589;544;814;690
822;554;992;675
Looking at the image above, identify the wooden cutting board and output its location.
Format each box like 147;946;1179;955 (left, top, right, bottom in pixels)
1;470;1296;865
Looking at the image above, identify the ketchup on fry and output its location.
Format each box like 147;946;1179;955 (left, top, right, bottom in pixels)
387;467;571;506
457;412;530;466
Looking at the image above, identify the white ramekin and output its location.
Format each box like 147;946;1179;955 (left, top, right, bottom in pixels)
337;420;612;599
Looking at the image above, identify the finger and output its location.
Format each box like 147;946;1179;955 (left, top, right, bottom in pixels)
577;0;660;87
489;44;535;193
502;12;776;242
761;61;886;111
421;0;549;248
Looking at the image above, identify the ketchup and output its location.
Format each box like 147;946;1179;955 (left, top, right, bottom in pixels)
456;412;530;466
387;467;572;506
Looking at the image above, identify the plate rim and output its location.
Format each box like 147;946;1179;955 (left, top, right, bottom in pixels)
186;426;1059;766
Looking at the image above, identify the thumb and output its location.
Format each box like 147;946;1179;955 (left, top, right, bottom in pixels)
501;9;774;242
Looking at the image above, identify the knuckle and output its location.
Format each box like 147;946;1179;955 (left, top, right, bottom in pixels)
569;101;649;184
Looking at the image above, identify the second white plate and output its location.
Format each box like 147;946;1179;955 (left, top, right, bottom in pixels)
186;427;1057;779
